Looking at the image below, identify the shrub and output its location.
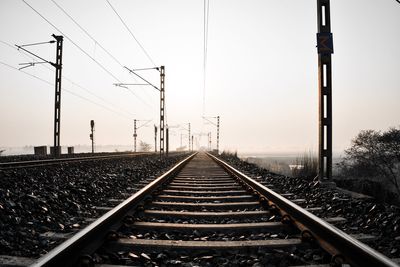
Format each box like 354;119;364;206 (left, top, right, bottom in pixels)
291;151;318;180
338;127;400;198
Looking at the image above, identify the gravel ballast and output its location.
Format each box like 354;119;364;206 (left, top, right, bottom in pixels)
218;153;400;259
0;153;188;257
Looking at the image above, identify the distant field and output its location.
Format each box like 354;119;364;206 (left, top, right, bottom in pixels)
239;153;342;177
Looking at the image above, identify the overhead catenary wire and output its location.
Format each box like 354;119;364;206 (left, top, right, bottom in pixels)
105;0;157;67
50;0;124;68
0;39;135;118
0;60;133;120
203;0;210;116
21;0;153;109
21;0;120;81
50;0;156;108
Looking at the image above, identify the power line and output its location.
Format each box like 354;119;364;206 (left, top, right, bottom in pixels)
105;0;157;67
50;0;155;108
50;0;124;68
21;0;121;81
21;0;153;109
0;60;133;120
203;0;210;116
1;39;136;117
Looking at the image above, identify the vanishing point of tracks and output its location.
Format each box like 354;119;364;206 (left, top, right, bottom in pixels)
30;152;398;267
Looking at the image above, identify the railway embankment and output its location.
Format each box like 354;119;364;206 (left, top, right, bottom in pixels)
0;153;188;257
217;152;400;259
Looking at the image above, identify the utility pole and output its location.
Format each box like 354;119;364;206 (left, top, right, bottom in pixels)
120;65;166;157
53;34;63;157
154;125;157;152
166;125;169;156
188;123;191;152
133;119;137;152
16;34;64;158
191;135;194;152
217;116;220;154
132;119;151;153
90;120;95;154
208;132;212;151
159;66;165;157
317;0;334;182
202;116;220;153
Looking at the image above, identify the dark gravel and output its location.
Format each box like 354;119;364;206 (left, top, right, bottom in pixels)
0;153;188;257
218;153;400;259
94;247;331;267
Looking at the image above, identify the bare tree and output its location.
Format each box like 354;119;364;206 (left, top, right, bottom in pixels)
339;127;400;196
139;141;151;152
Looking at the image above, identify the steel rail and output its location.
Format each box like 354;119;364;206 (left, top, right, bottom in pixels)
30;152;197;267
208;152;399;267
0;152;156;169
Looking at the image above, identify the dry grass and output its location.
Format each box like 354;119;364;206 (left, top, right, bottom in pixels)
292;151;318;180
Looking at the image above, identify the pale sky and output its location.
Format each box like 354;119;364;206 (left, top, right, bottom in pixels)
0;0;399;154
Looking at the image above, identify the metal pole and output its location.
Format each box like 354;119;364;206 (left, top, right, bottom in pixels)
209;132;211;151
90;120;95;154
166;125;169;156
52;34;63;158
217;116;220;154
133;119;137;152
191;135;194;152
317;0;333;182
188;123;191;152
159;66;165;157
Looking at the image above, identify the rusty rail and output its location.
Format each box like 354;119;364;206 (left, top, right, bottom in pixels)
30;152;197;267
208;152;398;267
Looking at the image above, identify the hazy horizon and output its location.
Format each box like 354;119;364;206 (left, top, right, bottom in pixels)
0;143;346;157
1;1;399;154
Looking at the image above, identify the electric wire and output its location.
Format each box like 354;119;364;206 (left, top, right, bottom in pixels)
202;0;210;116
21;0;153;109
21;0;120;81
49;0;154;109
105;0;157;67
50;0;124;68
1;39;135;118
0;60;133;120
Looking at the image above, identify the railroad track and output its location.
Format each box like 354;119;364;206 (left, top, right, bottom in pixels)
15;152;398;266
0;152;154;169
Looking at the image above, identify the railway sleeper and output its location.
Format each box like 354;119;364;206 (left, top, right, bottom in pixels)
169;182;239;186
141;209;271;219
166;185;243;190
162;189;248;195
106;238;306;252
148;200;262;210
155;194;257;202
